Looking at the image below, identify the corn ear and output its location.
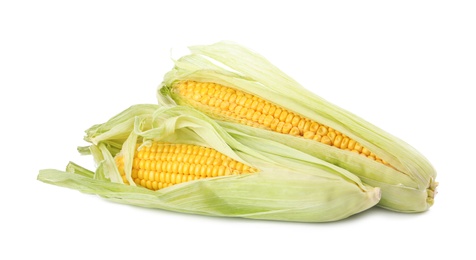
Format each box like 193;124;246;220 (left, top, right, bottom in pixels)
38;104;380;222
157;41;437;212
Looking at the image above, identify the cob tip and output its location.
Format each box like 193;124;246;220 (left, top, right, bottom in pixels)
372;187;382;203
427;178;438;206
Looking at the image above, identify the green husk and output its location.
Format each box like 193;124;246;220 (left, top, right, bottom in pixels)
38;104;380;222
157;41;437;212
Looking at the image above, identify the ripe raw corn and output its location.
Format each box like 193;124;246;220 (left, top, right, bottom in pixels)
115;142;256;190
158;41;438;212
38;104;381;222
172;80;391;167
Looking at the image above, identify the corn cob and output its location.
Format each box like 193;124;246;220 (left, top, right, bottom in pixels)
37;104;381;222
158;42;438;212
172;80;391;167
115;142;255;190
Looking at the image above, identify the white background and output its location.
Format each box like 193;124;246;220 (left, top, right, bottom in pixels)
1;1;475;259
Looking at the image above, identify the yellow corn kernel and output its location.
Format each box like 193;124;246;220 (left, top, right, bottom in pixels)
303;131;315;139
333;135;343;148
321;136;332;145
282;123;293;134
341;137;349;149
291;116;301;127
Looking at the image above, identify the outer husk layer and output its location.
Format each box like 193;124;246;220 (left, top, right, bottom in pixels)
38;105;380;222
157;41;437;212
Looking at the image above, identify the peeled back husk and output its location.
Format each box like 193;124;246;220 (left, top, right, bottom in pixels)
37;104;380;222
157;41;437;212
